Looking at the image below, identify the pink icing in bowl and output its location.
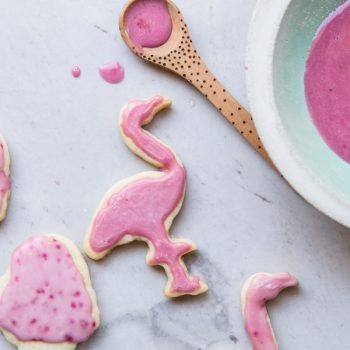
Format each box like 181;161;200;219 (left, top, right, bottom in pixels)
305;1;350;163
124;0;173;49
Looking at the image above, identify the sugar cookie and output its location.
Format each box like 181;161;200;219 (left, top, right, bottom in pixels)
0;136;10;222
84;96;208;297
0;235;99;350
241;272;298;350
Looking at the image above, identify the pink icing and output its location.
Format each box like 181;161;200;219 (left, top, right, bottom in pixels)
0;236;97;343
0;142;10;213
125;0;173;49
243;273;298;350
71;66;81;78
89;96;203;295
305;1;350;163
99;62;125;84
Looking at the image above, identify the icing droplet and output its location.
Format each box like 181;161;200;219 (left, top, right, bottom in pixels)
72;66;81;78
99;62;125;84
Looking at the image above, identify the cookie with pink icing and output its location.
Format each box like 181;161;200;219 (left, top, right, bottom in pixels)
241;272;298;350
0;135;10;222
0;235;100;350
84;96;208;298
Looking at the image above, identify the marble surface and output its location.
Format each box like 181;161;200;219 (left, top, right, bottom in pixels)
0;0;349;349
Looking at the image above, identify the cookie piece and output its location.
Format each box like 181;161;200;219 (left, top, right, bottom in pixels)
84;96;207;298
241;273;298;350
0;235;99;350
0;136;10;222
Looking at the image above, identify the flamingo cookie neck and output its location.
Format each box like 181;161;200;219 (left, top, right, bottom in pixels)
0;137;10;222
242;273;298;350
0;235;99;349
84;96;207;298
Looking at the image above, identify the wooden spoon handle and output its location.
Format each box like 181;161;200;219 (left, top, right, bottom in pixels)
182;59;273;166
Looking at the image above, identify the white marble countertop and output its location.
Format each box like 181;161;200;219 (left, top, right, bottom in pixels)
0;0;349;349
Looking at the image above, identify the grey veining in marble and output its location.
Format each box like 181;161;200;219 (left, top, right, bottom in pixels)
0;0;350;349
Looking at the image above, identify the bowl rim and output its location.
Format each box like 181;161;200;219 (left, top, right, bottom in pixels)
246;0;350;228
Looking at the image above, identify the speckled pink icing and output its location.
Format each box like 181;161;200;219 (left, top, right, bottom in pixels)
243;273;298;350
0;236;97;343
0;142;10;212
89;96;202;294
305;1;350;163
99;62;125;84
125;0;173;49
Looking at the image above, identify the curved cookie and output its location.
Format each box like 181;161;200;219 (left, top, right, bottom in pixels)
0;235;99;350
84;96;207;298
241;272;298;350
0;136;10;222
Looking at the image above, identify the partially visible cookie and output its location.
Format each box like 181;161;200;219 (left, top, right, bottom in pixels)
0;235;99;350
241;272;298;350
0;136;10;222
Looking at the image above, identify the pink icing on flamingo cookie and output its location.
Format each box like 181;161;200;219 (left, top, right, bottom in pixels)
0;137;10;222
0;235;99;348
241;273;298;350
84;96;207;297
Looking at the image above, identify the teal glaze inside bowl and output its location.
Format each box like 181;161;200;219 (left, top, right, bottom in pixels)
273;0;350;201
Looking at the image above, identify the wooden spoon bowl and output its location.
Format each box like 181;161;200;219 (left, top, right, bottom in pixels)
119;0;274;168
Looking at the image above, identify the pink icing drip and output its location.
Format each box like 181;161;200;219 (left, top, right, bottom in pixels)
0;236;97;343
0;143;10;212
243;273;298;350
99;62;125;84
71;66;81;78
125;0;173;49
305;1;350;163
89;96;202;294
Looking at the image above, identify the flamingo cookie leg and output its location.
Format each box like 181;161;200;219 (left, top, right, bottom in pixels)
0;235;100;350
84;96;208;298
0;136;10;222
241;272;298;350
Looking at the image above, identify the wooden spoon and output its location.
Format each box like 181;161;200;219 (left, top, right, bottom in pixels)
119;0;274;168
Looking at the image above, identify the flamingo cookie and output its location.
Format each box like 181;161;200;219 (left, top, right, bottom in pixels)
84;96;208;298
0;136;10;222
0;235;99;350
241;272;298;350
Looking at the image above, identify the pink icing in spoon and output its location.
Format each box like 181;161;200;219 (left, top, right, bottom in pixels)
242;273;298;350
99;62;125;84
305;1;350;163
0;141;10;220
85;96;207;297
124;0;173;49
0;236;98;343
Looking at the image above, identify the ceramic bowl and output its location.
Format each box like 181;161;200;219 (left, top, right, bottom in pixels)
246;0;350;227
